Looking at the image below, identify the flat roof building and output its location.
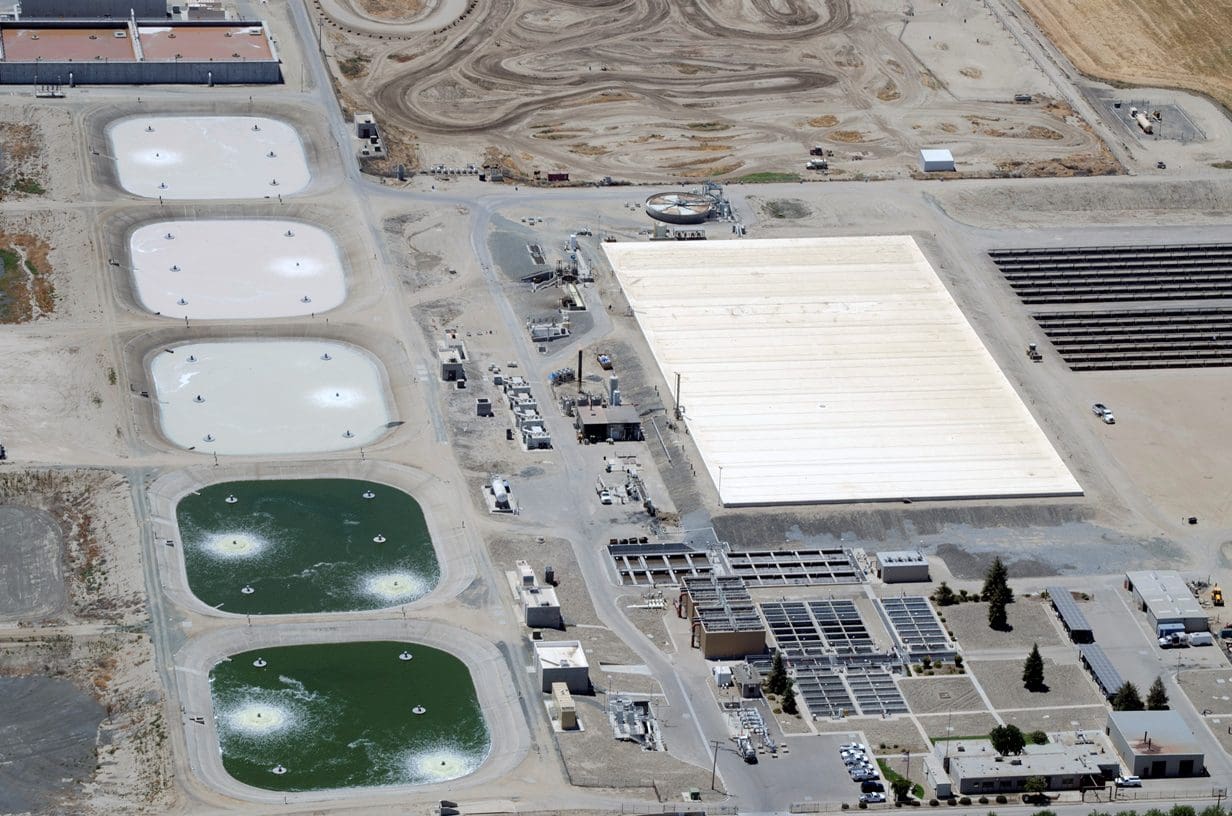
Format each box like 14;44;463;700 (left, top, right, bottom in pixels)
521;584;563;629
876;550;930;583
1107;710;1205;778
574;404;643;443
603;236;1080;506
680;575;766;660
920;148;956;172
1124;571;1207;633
945;742;1113;795
0;20;280;84
534;640;590;694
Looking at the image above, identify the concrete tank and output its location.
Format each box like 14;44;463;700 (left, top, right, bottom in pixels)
645;191;714;225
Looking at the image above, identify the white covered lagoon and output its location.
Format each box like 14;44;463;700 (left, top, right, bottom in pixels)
150;339;392;455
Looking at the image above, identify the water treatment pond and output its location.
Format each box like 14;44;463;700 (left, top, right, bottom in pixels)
149;339;391;455
176;479;439;614
210;641;489;792
108;116;311;199
130;220;346;319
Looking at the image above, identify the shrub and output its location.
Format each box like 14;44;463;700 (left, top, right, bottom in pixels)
859;802;868;810
1029;730;1048;745
1171;807;1197;816
960;799;971;806
995;796;1008;805
978;798;989;805
1033;811;1057;816
929;800;939;807
948;799;957;807
842;804;850;810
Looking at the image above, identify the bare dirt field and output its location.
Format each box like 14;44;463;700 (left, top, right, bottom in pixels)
1020;0;1232;113
321;0;1115;181
898;676;986;715
968;659;1104;711
941;600;1066;650
814;716;929;753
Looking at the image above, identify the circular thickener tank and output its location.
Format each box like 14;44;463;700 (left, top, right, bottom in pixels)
645;191;713;225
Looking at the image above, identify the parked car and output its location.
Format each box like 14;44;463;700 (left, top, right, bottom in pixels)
860;793;886;803
861;781;886;793
1091;402;1116;424
1115;775;1142;788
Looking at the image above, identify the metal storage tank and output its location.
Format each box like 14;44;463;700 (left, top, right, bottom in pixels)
645;191;713;225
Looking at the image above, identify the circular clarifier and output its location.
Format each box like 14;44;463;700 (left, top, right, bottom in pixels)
202;532;269;560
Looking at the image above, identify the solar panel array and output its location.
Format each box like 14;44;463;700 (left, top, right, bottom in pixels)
1078;643;1123;699
878;596;956;659
795;669;856;717
1033;307;1232;371
1047;586;1094;642
989;243;1232;304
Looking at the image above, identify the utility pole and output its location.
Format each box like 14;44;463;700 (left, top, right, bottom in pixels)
710;738;721;790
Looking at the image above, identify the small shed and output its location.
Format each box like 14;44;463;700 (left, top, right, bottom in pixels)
552;682;578;729
522;585;563;629
731;662;762;698
920;148;955;172
574;405;644;443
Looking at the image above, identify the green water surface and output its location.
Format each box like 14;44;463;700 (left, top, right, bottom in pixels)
210;641;489;791
177;479;439;614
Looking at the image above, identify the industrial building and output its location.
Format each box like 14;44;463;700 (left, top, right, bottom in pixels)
679;575;766;660
534;641;590;693
0;20;281;84
1107;710;1206;778
919;148;956;172
573;404;643;443
437;337;467;382
603;236;1081;505
1124;571;1207;633
875;550;930;583
947;744;1112;794
18;0;167;18
521;584;562;629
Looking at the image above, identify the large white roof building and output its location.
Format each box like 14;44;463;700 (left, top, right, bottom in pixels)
603;236;1081;505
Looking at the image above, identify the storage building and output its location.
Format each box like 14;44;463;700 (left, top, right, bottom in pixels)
1124;571;1207;634
534;640;590;693
1107;710;1205;778
875;550;930;583
551;682;577;730
574;405;644;443
919;148;956;172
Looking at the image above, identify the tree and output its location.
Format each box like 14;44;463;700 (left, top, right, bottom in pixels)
891;777;912;802
1112;681;1145;711
766;651;788;695
1022;643;1046;691
1147;676;1170;710
989;724;1026;756
1023;776;1048;798
983;557;1013;631
982;556;1014;605
933;581;958;607
1029;730;1048;745
781;679;798;715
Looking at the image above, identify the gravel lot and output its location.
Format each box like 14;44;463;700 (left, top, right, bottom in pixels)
941;599;1066;650
969;659;1104;710
899;676;987;715
1179;669;1232;715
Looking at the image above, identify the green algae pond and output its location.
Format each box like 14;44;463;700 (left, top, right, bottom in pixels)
176;479;440;615
210;641;489;791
